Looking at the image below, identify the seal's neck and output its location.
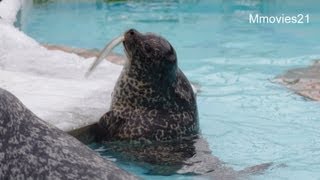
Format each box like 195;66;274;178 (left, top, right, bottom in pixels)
115;60;178;109
124;58;178;86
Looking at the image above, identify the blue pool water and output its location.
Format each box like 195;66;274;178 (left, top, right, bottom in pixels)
19;0;320;179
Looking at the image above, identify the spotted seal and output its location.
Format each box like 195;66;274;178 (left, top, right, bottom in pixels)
84;29;273;177
0;88;137;180
90;29;199;142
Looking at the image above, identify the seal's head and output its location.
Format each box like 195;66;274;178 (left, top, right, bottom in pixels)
124;29;176;63
86;29;178;81
123;29;178;78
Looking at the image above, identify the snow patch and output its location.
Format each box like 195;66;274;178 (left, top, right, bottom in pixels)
0;0;122;131
0;0;23;24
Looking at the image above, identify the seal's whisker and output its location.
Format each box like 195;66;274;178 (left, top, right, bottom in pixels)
85;35;125;77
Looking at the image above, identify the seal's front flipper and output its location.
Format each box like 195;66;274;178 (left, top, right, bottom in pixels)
99;111;124;140
68;123;106;144
68;111;120;143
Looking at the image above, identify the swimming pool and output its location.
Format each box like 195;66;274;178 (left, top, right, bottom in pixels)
18;0;320;179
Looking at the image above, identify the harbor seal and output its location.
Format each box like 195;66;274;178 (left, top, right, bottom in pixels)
97;29;199;142
0;88;137;180
83;29;273;177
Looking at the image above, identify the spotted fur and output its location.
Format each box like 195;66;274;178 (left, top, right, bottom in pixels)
99;29;199;142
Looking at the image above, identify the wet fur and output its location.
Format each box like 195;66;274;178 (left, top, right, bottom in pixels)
99;29;198;142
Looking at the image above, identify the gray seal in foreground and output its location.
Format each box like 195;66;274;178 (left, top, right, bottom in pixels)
0;88;137;180
99;29;199;142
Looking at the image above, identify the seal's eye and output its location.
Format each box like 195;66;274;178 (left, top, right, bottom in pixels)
144;43;153;53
